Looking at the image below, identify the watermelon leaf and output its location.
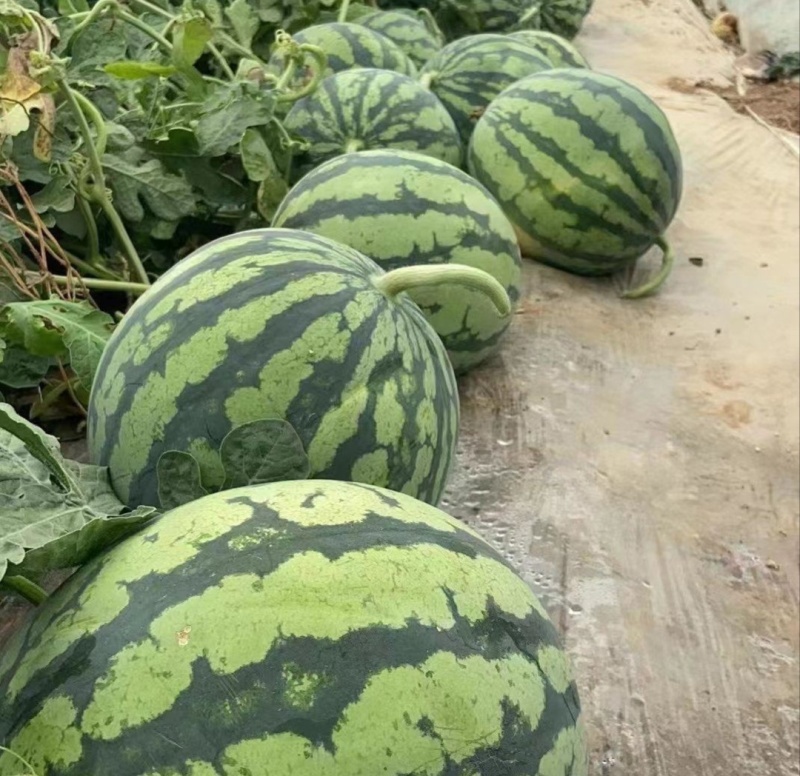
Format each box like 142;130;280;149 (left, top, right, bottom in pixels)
220;419;310;489
0;300;116;397
225;0;261;48
0;403;158;595
156;450;209;510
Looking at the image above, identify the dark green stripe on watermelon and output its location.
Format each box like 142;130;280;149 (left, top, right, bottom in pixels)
86;229;459;508
271;149;522;374
468;68;683;274
0;480;588;775
508;30;590;68
284;68;462;180
538;0;594;39
420;33;553;143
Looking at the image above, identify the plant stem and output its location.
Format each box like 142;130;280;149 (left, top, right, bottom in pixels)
116;8;173;52
620;236;674;299
1;576;48;605
344;138;363;153
338;0;352;23
74;192;102;263
275;45;328;103
208;42;236;79
26;272;149;294
374;264;511;316
127;0;173;19
59;82;150;285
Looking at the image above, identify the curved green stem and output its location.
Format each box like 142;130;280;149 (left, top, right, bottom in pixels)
374;264;511;316
338;0;352;23
208;42;236;79
620;236;674;299
116;8;173;52
419;72;435;90
69;0;115;38
344;138;363;153
27;272;149;294
1;575;48;605
275;44;328;103
60;83;150;285
74;189;102;262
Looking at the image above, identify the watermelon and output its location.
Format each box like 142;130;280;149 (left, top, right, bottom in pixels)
268;22;418;83
509;29;589;68
0;479;588;776
419;33;553;144
357;9;444;68
468;69;682;297
86;228;470;509
537;0;594;39
284;68;463;180
272;149;521;375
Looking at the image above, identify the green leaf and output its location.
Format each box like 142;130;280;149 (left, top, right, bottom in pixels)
195;83;275;157
240;128;277;182
0;344;54;389
0;404;157;581
220;419;309;489
257;173;289;222
172;17;213;69
102;153;197;222
30;176;75;214
157;450;209;510
104;60;178;80
0;300;115;393
226;0;260;48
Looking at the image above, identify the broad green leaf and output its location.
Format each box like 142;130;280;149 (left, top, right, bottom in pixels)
0;403;75;492
240;128;278;182
226;0;260;48
220;419;309;489
0;344;54;389
257;173;289;222
0;300;115;393
0;406;157;581
102;153;197;222
195;83;275;157
157;450;209;510
172;17;213;69
30;176;75;214
104;60;178;80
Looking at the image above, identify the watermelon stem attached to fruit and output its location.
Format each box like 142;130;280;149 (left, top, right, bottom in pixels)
620;236;675;299
374;264;512;316
0;575;48;605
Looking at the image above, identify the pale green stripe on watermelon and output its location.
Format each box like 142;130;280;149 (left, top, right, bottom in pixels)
271;149;521;373
508;29;590;68
284;68;463;179
357;10;443;67
468;69;682;273
431;0;544;39
0;480;587;775
86;230;459;508
275;22;418;77
420;33;553;143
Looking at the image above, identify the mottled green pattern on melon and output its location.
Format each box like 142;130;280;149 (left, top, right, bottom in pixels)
357;10;443;67
420;33;552;143
431;0;543;39
468;69;682;275
271;22;417;78
0;480;587;775
86;229;459;508
538;0;594;39
284;69;462;179
272;150;521;374
509;29;589;68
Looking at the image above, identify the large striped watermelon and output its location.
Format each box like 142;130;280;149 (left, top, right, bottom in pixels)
272;149;521;374
86;229;464;508
0;479;588;775
284;68;463;180
419;33;553;143
468;69;683;297
509;29;589;68
357;9;444;68
537;0;594;39
268;22;418;82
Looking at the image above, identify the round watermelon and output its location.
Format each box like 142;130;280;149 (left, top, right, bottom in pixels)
537;0;594;39
86;229;462;509
468;69;683;297
419;33;552;144
268;22;418;82
508;29;589;68
357;9;443;68
284;68;462;180
0;480;588;776
272;149;521;374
